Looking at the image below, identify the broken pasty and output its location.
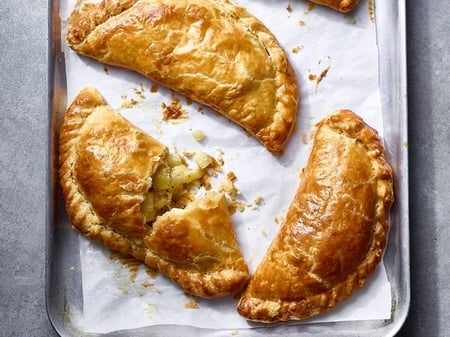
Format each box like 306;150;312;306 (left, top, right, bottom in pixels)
66;0;299;153
59;87;249;298
237;110;394;322
309;0;360;13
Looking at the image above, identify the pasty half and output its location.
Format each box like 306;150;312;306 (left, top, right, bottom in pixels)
309;0;360;12
66;0;299;153
59;87;249;298
237;110;394;322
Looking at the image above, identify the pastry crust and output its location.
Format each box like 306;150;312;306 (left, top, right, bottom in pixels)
236;110;394;322
309;0;360;12
59;87;249;298
66;0;299;153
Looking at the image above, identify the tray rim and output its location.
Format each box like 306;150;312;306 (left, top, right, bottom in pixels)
45;0;410;335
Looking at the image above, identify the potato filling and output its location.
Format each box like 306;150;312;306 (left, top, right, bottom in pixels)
141;152;215;223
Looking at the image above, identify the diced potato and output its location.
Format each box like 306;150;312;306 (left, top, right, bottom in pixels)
153;166;171;190
153;190;171;210
171;165;204;191
141;193;156;222
167;153;184;167
191;129;206;141
192;151;213;169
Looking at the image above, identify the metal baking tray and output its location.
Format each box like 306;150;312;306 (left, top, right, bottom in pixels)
46;0;409;335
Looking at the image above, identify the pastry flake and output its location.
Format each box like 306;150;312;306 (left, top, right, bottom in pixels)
66;0;299;153
236;109;394;322
59;87;249;298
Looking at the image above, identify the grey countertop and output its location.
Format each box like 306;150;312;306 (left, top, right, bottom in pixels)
1;0;449;336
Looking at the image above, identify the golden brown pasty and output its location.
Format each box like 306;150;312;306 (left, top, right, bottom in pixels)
66;0;299;153
308;0;360;12
237;109;394;322
59;87;249;298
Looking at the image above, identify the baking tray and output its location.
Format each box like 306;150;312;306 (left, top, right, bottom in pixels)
46;0;409;335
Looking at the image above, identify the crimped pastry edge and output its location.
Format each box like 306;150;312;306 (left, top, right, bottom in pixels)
236;109;394;322
58;87;249;298
65;0;299;153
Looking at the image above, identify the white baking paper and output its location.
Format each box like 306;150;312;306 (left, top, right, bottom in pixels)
60;0;392;333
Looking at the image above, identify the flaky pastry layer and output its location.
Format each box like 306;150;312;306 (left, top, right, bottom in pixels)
66;0;299;153
237;109;394;322
59;87;249;298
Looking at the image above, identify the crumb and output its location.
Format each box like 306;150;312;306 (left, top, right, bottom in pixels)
69;266;75;271
231;328;239;336
254;194;263;205
315;66;330;91
301;132;308;145
298;20;305;26
103;67;109;74
305;2;315;13
274;215;285;224
185;97;193;105
149;84;158;93
191;128;206;141
291;45;303;53
161;97;188;122
286;4;293;12
215;148;225;166
121;98;139;108
308;74;317;81
227;171;237;181
184;300;199;309
182;150;195;158
141;281;154;288
261;228;268;237
350;18;357;25
134;86;146;100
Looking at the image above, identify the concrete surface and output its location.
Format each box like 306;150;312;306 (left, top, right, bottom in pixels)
0;0;449;336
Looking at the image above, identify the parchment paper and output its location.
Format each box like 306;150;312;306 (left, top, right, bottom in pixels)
60;0;392;333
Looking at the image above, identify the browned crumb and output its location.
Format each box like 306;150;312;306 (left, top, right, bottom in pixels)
291;45;303;54
298;20;305;26
184;300;199;309
161;97;188;122
286;4;293;12
103;67;109;74
149;84;158;93
134;86;146;100
315;66;330;91
140;281;154;288
227;171;237;181
308;59;331;93
305;2;315;13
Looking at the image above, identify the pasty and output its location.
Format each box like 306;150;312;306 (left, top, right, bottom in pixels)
66;0;299;153
309;0;360;12
236;109;394;322
59;87;249;298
